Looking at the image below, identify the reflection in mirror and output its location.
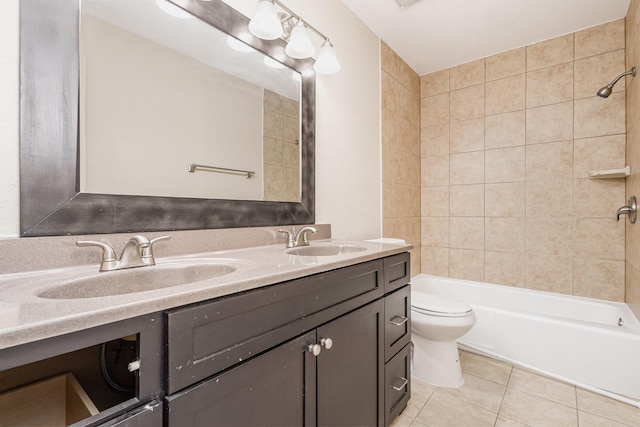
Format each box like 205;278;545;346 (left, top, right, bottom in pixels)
80;0;301;202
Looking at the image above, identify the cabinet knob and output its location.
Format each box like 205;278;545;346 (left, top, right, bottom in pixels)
308;343;322;356
320;338;333;349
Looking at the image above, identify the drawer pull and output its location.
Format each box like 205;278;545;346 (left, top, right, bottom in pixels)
389;316;408;326
391;377;408;391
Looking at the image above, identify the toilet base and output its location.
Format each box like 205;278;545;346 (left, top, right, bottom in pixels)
412;336;464;388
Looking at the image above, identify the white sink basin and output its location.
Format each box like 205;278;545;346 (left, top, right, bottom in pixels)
287;245;367;257
37;260;237;299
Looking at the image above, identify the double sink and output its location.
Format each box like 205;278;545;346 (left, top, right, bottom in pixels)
35;243;368;300
0;237;412;350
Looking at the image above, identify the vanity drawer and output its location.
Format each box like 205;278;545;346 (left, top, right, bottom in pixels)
384;252;410;293
384;285;411;362
166;259;385;393
385;343;411;427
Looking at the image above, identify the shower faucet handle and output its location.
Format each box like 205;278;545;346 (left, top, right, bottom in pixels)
615;195;637;224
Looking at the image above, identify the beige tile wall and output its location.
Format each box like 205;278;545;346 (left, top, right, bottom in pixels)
420;20;627;301
381;42;422;276
627;1;640;317
263;89;300;202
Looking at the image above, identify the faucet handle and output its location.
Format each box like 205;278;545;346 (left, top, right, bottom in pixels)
150;235;171;246
76;240;117;271
278;229;296;248
141;235;171;263
616;196;637;224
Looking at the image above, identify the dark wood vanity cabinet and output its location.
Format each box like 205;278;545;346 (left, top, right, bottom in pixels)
165;252;411;426
0;314;164;427
0;252;410;427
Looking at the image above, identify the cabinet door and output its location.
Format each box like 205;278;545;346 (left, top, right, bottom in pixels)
317;300;384;426
166;331;316;427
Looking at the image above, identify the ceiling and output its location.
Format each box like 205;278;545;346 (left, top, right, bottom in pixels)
340;0;631;76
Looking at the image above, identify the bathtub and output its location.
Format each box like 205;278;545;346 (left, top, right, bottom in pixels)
411;274;640;405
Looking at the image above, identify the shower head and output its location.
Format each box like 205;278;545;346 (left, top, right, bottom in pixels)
597;67;636;98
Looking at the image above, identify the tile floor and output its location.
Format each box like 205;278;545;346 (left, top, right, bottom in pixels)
391;350;640;427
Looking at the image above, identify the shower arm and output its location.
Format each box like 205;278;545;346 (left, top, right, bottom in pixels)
605;67;636;89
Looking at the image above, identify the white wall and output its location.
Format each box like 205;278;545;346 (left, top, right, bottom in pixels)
226;0;382;240
304;2;382;241
82;16;263;200
0;0;19;237
0;0;382;240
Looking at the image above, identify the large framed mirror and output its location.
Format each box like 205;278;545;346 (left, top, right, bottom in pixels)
20;0;316;236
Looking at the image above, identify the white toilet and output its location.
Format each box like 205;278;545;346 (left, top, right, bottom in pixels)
411;289;476;388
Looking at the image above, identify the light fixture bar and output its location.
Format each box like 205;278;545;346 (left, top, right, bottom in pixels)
273;0;329;42
249;0;340;74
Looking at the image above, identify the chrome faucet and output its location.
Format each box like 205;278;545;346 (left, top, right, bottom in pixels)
77;235;170;271
278;226;318;248
616;196;637;224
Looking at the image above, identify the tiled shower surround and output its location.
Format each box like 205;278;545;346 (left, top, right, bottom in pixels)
420;20;628;301
381;42;422;276
262;89;300;202
626;0;640;321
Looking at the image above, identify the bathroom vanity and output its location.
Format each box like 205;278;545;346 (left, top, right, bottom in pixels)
0;239;411;426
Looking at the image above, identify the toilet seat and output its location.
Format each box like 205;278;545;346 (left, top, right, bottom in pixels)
411;293;472;317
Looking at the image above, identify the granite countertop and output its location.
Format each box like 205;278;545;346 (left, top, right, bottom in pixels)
0;239;411;350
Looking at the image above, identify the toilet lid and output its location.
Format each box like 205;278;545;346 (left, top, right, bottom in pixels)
411;293;472;317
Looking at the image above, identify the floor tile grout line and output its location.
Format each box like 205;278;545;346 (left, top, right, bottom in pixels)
493;363;514;426
438;385;502;418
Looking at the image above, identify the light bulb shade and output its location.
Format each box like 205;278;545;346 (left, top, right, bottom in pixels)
248;0;283;40
285;21;315;59
314;40;340;74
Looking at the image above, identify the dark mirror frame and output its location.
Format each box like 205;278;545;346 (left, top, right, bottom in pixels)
19;0;315;236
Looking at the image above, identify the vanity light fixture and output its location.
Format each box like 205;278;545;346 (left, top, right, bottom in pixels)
248;0;340;74
285;20;315;59
314;39;341;74
248;0;283;40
